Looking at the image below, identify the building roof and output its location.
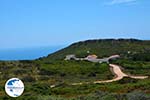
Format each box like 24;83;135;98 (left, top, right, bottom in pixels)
86;54;97;59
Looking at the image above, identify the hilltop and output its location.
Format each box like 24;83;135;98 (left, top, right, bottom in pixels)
40;38;150;61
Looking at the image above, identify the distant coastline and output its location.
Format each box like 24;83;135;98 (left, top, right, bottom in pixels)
0;45;66;61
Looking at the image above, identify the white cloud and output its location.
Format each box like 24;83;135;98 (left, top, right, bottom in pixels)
107;0;137;5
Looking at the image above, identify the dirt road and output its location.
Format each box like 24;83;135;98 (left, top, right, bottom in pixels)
71;64;148;85
51;64;148;87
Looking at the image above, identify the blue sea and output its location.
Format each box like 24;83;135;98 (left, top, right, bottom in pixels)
0;46;65;61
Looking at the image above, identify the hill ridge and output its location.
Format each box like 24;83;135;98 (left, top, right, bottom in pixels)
40;38;150;61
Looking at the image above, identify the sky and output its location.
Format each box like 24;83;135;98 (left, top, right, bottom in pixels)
0;0;150;49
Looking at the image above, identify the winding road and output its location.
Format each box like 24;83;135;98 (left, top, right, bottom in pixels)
71;64;148;86
50;55;148;88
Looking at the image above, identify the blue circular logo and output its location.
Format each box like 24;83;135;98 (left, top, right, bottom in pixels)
5;78;24;97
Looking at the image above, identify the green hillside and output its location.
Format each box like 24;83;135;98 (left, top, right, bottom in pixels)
0;39;150;100
41;39;150;61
